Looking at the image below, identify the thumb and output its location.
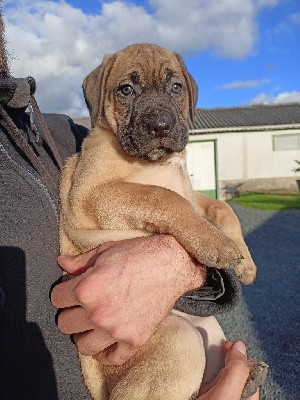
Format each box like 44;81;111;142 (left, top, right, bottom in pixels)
57;241;119;275
200;341;250;400
57;253;96;275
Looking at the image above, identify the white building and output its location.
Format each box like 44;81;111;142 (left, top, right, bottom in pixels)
75;103;300;200
187;103;300;199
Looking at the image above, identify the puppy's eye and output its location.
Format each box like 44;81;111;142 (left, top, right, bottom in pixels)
171;83;182;94
119;84;135;96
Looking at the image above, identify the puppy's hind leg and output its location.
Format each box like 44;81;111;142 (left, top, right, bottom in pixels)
79;354;109;400
105;314;206;400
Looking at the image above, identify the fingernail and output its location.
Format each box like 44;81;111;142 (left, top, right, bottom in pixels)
233;341;247;355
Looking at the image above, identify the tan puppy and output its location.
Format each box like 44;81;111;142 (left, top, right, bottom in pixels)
59;44;257;399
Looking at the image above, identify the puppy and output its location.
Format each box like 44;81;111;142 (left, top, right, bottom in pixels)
59;43;257;399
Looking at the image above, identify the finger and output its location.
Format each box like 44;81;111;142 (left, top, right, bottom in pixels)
223;341;234;353
57;249;100;275
95;341;138;366
50;275;83;308
57;241;120;275
200;341;250;400
225;340;247;363
221;341;250;397
56;306;95;334
73;328;115;356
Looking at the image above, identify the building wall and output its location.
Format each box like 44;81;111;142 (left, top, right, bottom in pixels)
246;130;300;179
189;128;300;199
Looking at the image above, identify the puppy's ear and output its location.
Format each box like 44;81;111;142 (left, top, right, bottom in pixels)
175;54;198;122
82;53;116;128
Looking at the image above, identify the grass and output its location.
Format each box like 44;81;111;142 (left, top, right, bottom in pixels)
228;192;300;211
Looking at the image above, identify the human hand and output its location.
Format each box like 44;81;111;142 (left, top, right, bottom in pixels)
51;235;206;366
199;341;259;400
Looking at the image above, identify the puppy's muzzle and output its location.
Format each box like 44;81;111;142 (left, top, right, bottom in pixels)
143;113;175;138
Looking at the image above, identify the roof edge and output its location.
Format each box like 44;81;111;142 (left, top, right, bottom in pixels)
195;102;300;112
189;123;300;135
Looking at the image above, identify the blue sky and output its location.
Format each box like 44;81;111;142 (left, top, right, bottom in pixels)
3;0;300;116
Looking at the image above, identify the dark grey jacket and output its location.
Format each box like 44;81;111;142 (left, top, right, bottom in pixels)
0;83;240;399
0;106;91;399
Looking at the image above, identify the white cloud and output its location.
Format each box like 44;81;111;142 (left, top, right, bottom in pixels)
250;91;300;105
3;0;278;116
218;78;270;90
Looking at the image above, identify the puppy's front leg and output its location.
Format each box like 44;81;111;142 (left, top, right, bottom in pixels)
193;192;256;284
85;182;243;270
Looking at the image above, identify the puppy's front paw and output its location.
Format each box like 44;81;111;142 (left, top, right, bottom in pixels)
241;358;269;399
233;258;257;285
195;235;243;270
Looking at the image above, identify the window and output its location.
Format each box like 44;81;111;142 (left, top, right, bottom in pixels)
273;134;300;151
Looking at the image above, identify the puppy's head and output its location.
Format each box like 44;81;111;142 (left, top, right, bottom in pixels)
83;44;198;161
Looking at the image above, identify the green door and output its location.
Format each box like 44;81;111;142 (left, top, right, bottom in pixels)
186;140;218;199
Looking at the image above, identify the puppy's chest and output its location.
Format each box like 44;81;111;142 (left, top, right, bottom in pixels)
127;160;194;203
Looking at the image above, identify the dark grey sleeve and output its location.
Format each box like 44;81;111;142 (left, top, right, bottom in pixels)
174;268;241;317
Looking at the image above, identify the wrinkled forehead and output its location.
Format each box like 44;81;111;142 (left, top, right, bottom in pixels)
107;46;184;88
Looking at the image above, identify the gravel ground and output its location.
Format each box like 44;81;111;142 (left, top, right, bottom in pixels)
217;204;300;400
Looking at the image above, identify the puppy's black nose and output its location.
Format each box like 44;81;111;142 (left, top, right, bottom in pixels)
144;115;173;138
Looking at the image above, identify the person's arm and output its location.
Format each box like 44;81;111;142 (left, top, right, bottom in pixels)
51;234;206;365
199;341;259;400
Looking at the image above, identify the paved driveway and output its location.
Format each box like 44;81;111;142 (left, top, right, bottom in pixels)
218;204;300;400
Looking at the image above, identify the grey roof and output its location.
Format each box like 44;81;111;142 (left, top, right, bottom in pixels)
189;103;300;131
